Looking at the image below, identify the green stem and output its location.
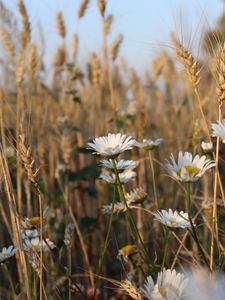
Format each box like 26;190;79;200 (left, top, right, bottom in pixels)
185;183;209;267
148;151;159;208
93;184;116;299
112;159;150;259
161;229;172;270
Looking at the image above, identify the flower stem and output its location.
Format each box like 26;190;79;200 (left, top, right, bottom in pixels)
185;183;209;267
161;228;171;270
148;151;159;208
93;185;116;299
112;159;150;259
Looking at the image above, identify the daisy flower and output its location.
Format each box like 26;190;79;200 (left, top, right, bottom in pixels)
23;237;56;252
100;159;139;172
0;246;18;263
166;152;215;182
141;268;188;300
21;229;39;240
211;119;225;143
201;141;213;154
153;209;191;229
101;202;128;214
87;133;135;157
99;169;137;184
134;138;163;151
125;187;148;204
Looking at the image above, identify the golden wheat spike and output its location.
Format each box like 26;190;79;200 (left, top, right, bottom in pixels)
28;42;39;79
56;11;66;39
52;45;67;68
77;0;89;19
72;33;79;58
0;28;15;57
16;53;25;86
111;34;123;61
90;53;102;87
103;14;113;36
98;0;106;17
18;134;40;191
216;42;225;106
18;0;31;48
171;32;200;88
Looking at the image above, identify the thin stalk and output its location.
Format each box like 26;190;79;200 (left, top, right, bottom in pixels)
93;185;116;299
68;245;72;300
210;105;221;271
185;183;209;267
38;193;43;300
148;150;159;208
161;229;171;270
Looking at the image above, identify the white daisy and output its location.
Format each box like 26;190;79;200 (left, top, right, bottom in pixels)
99;169;137;184
134;138;163;151
166;152;215;182
21;229;39;240
0;246;18;263
101;202;128;214
153;209;191;229
87;133;135;157
125;187;148;204
100;159;139;172
23;237;56;252
201;141;213;154
211;119;225;143
141;269;188;300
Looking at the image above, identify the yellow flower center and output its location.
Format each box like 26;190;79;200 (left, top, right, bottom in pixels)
158;286;167;297
158;284;177;297
177;165;200;177
0;252;8;257
29;217;41;226
120;245;137;256
168;219;179;225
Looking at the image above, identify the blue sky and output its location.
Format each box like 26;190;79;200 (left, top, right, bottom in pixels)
5;0;225;70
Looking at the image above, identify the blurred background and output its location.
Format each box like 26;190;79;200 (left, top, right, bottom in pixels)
3;0;225;71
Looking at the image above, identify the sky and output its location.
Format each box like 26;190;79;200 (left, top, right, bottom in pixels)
4;0;225;71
